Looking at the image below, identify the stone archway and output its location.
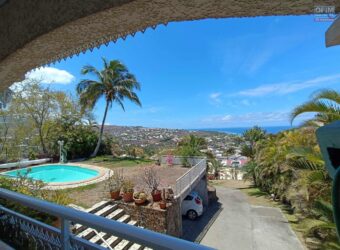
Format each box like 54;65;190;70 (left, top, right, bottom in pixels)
1;0;339;90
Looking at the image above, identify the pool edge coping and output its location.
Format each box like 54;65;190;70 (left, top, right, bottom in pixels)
1;163;110;190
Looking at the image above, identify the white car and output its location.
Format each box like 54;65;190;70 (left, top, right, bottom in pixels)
181;191;203;220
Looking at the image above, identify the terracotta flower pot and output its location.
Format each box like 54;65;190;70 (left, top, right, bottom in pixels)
110;190;121;200
53;217;61;228
123;192;134;202
152;191;161;202
134;198;146;205
159;201;166;210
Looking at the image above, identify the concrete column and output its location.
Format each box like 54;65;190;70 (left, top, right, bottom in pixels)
193;176;209;206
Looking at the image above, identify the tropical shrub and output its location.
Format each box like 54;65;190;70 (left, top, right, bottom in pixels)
0;172;72;225
243;125;338;247
177;134;207;167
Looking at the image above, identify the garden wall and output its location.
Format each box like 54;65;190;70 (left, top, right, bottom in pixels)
115;199;182;237
160;155;204;166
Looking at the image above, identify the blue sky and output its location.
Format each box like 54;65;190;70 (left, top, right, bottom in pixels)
23;16;340;129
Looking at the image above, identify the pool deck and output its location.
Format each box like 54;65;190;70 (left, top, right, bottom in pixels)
1;163;110;190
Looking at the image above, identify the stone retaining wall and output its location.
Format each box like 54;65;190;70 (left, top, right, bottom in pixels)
115;199;182;237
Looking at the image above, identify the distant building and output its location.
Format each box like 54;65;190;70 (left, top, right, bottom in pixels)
220;156;248;168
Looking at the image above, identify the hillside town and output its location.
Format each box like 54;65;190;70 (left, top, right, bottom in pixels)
103;125;245;159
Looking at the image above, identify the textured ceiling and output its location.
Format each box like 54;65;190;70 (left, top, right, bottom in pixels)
0;0;339;90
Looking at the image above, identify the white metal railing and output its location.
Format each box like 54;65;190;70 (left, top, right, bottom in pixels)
0;158;51;169
0;188;214;250
174;158;206;199
68;204;114;250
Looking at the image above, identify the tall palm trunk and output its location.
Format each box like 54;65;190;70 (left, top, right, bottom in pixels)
39;128;47;154
91;100;109;157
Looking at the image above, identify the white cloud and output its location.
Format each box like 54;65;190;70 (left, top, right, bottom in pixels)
237;74;340;97
202;111;290;125
209;92;222;105
201;111;316;127
26;67;75;84
221;115;232;121
210;92;221;99
240;99;251;106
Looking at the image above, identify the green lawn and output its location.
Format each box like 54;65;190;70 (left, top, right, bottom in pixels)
81;155;155;169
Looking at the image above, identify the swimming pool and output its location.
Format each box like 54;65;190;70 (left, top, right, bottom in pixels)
3;165;100;183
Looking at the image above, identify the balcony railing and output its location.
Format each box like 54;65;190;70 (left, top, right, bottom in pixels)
0;188;213;250
174;158;206;200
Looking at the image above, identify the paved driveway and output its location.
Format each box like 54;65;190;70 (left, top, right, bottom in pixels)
200;186;304;250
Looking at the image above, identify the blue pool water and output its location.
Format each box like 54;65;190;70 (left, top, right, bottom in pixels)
3;165;99;183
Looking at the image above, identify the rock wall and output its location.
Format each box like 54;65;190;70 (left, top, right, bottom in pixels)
115;199;182;237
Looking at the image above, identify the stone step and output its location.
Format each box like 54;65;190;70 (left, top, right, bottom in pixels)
73;201;112;232
89;213;133;244
114;239;133;250
77;227;97;240
77;209;124;241
128;243;143;250
100;218;136;248
87;200;111;213
75;204;118;235
72;200;147;250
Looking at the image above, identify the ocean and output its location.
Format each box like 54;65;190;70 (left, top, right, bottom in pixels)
196;126;293;135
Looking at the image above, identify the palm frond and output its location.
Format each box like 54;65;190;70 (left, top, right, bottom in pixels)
78;83;104;110
298;119;323;128
314;199;334;222
303;219;336;236
308;222;336;234
81;65;103;82
290;100;340;124
115;98;125;112
76;80;102;94
321;242;340;250
311;89;340;104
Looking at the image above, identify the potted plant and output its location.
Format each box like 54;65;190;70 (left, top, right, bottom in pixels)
106;170;124;200
143;167;161;202
122;180;134;202
159;200;167;209
133;191;147;205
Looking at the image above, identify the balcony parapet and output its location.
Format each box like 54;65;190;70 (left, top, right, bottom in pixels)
0;188;214;250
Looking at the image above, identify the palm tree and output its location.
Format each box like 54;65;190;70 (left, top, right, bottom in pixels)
243;126;266;146
178;134;207;156
242;126;266;160
77;58;141;157
290;89;340;126
209;158;223;179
